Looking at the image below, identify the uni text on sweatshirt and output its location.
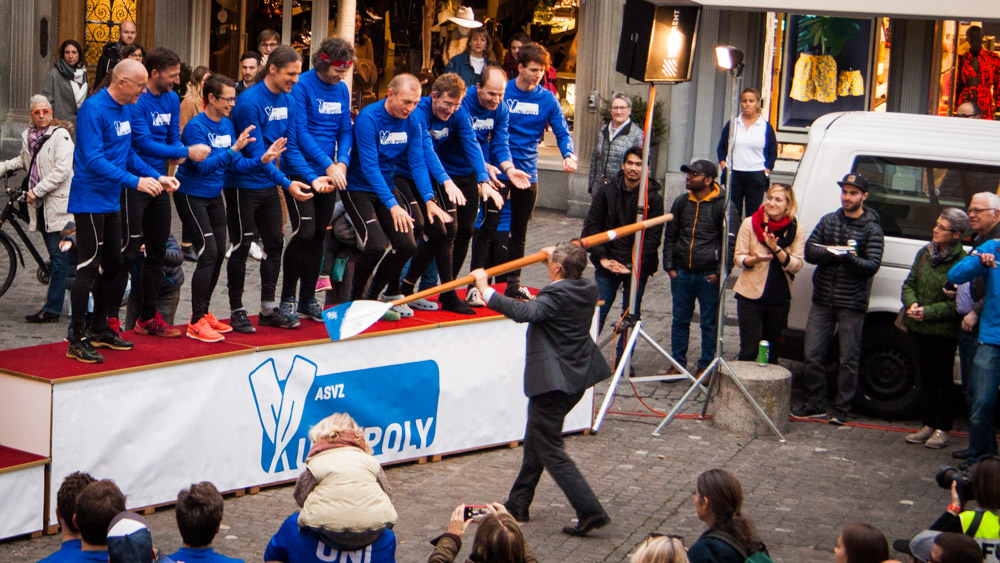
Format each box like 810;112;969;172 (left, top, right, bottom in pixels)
462;84;513;169
410;96;490;183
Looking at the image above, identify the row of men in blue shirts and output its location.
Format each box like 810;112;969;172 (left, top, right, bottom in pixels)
64;36;577;363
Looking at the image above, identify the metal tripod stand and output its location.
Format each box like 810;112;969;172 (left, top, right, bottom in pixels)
650;50;785;442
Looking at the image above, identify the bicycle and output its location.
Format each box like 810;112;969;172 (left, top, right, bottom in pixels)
0;171;52;298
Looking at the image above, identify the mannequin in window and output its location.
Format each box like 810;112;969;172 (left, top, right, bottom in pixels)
957;26;1000;120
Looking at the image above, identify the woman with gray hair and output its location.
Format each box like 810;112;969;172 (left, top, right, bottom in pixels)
901;207;970;448
0;95;74;323
588;93;644;193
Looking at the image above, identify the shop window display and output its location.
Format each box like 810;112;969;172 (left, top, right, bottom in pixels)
934;22;1000;119
777;15;875;131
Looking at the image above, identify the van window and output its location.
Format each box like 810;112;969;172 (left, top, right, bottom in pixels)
851;156;1000;240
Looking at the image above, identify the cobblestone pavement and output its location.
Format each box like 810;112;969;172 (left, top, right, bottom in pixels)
0;201;964;562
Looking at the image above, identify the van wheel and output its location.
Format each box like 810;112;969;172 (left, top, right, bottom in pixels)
854;324;920;419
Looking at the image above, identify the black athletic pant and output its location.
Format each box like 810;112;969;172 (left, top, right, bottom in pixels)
449;173;480;278
341;188;416;301
398;176;456;295
224;186;284;311
71;212;122;339
470;180;536;290
109;189;171;322
380;175;435;297
282;182;337;303
174;192;228;323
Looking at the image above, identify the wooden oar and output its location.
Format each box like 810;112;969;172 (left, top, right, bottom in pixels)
322;213;673;341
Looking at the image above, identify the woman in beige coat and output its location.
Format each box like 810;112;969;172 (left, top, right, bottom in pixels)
733;183;805;362
0;95;74;323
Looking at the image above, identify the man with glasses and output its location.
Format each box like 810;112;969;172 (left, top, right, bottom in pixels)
258;29;280;66
950;192;1000;467
108;47;211;340
795;173;884;425
588;92;643;194
66;59;177;363
663;159;729;377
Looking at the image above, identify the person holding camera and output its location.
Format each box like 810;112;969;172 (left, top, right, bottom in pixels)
931;457;1000;553
901;209;969;449
428;503;536;563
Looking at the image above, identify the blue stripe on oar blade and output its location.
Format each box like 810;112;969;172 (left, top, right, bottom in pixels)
323;300;391;341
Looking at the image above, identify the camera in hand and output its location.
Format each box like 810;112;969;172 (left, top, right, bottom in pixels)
464;505;489;520
936;466;973;503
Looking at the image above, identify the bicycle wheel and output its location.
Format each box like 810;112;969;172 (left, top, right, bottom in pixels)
0;235;16;298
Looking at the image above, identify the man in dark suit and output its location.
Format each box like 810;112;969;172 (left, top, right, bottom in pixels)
471;242;612;537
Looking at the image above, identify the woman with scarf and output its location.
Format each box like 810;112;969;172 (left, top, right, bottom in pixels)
0;95;74;323
292;412;397;549
733;183;805;362
42;40;89;127
901;208;969;449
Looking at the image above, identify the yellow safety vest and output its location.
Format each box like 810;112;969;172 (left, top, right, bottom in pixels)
960;510;1000;562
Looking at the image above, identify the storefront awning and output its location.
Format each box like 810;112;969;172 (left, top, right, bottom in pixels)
694;0;1000;21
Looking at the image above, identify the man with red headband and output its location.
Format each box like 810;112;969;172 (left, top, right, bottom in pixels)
280;37;356;322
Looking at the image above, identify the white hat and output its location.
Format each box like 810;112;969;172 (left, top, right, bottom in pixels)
448;6;482;29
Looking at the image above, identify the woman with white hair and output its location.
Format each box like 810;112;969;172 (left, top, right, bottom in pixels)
0;95;74;323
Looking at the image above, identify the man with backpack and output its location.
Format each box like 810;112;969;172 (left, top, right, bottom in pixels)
663;159;729;376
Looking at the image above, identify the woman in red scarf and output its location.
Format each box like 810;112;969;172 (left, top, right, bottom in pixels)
732;184;806;362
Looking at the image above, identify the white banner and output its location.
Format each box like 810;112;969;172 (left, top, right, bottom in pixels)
0;464;45;540
49;319;593;519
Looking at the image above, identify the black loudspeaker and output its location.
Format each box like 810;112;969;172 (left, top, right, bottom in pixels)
616;0;701;83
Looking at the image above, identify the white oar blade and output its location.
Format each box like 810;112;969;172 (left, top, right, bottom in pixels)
323;300;392;341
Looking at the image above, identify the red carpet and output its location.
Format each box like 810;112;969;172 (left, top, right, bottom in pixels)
0;445;47;471
0;285;532;382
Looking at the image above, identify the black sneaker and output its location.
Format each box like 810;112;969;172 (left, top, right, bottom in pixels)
259;309;300;329
26;310;60;323
67;338;104;364
791;406;826;419
828;415;848;426
182;244;199;262
87;327;134;350
229;310;256;334
440;291;476;315
953;448;972;460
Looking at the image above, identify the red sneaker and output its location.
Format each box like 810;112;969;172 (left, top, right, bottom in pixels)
187;317;225;343
135;312;182;338
203;312;233;334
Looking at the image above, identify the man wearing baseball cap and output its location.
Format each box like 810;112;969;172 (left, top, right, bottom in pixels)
663;158;729;375
795;172;884;425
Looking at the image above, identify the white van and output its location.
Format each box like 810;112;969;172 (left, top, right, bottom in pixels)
785;112;1000;418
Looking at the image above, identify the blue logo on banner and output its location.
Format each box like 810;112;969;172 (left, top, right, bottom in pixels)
249;355;439;473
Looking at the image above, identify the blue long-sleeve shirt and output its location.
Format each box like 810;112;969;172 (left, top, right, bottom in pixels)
176;112;279;198
228;81;293;190
949;239;1000;346
416;96;490;182
129;89;188;175
501;79;574;182
346;99;435;208
462;85;513;168
283;69;353;182
69;89;160;214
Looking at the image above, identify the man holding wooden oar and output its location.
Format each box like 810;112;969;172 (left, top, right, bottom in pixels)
471;242;612;537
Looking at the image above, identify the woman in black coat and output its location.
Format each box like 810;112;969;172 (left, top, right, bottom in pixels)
687;469;768;563
42;40;89;125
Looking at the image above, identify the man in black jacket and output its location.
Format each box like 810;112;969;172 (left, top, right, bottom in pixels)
582;146;663;364
663;159;728;375
795;173;884;425
472;242;611;537
95;21;138;87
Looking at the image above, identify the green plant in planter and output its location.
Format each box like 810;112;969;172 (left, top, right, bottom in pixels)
797;16;861;57
177;63;192;98
599;94;666;142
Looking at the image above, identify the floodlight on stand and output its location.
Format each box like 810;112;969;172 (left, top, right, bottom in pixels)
715;45;744;76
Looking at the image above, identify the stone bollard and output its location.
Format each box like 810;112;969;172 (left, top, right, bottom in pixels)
712;361;792;438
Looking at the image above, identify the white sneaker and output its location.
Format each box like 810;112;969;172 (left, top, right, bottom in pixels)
466;287;486;307
249;241;264;261
409;297;439;311
379;293;414;318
